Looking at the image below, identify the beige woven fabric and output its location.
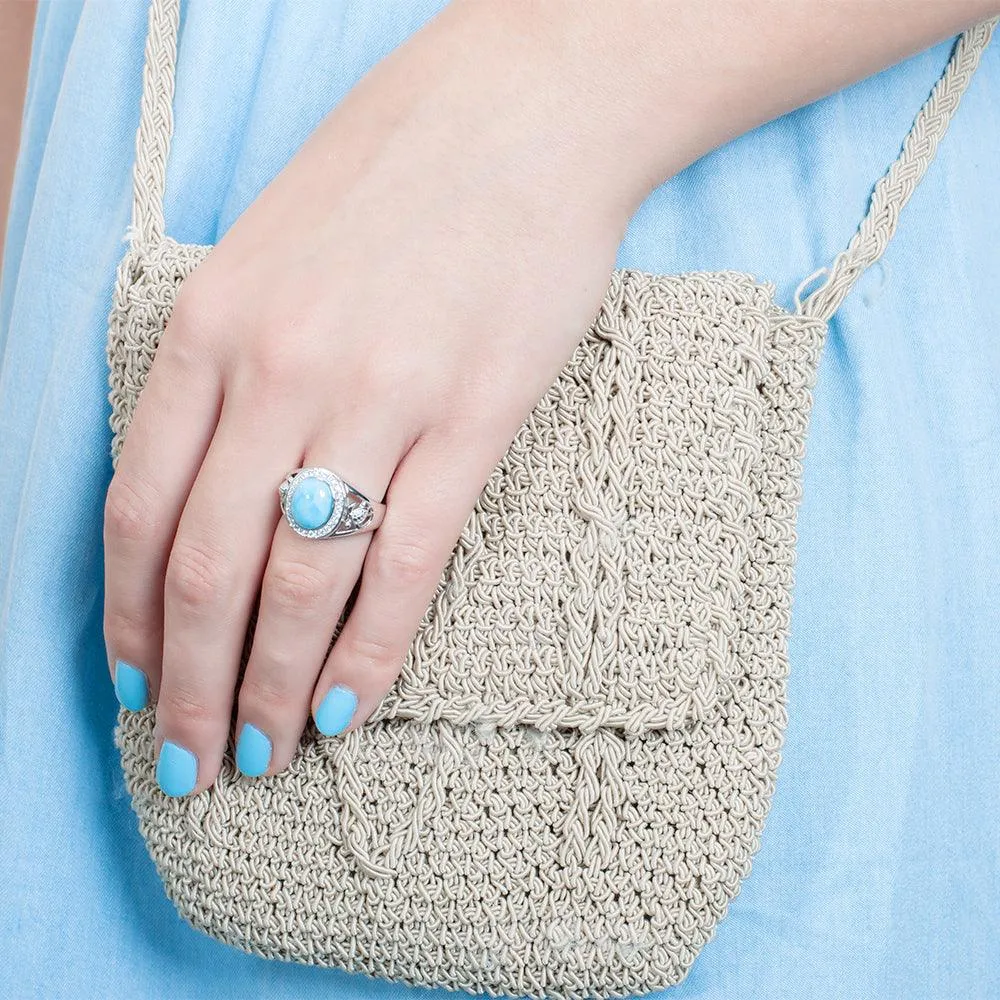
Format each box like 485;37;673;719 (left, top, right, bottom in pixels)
108;4;996;997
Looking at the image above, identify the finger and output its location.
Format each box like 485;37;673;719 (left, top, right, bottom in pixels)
234;433;401;778
311;433;488;736
155;398;295;796
103;319;221;714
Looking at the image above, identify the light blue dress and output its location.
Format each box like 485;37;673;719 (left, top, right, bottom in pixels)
2;3;998;999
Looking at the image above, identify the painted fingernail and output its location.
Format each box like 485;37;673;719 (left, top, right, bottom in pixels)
113;660;149;711
315;685;358;737
236;723;272;777
156;741;198;797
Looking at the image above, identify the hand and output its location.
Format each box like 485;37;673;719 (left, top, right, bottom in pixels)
102;1;647;795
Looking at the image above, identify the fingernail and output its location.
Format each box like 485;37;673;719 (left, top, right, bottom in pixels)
113;660;149;711
315;685;358;736
156;741;198;797
236;723;272;777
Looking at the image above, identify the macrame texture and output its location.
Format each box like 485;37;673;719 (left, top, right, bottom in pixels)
113;257;825;997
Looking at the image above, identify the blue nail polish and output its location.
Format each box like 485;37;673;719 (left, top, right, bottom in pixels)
114;660;149;711
156;741;198;797
315;685;358;736
236;723;272;777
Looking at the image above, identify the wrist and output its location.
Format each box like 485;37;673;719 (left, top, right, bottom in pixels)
440;1;688;216
417;0;668;230
453;0;1000;223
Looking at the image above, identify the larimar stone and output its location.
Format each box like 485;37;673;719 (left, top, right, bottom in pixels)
288;476;334;530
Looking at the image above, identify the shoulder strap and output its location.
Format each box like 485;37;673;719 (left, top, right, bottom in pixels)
795;18;996;320
130;0;995;317
129;0;180;247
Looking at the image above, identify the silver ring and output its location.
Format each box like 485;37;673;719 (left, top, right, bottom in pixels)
278;467;386;539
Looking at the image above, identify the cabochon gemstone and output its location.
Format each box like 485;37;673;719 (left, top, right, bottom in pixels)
289;476;335;531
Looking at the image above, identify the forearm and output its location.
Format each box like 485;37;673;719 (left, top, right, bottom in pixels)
433;0;999;218
0;0;35;270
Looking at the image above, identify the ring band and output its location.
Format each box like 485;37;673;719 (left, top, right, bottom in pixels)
278;467;386;539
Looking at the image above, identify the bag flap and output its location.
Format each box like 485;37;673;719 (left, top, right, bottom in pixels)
374;270;775;736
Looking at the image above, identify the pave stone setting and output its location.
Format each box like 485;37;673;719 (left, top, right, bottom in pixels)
279;467;348;539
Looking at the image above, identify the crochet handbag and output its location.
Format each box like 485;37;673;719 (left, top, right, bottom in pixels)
108;2;995;996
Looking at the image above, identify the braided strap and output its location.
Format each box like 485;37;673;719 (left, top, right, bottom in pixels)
128;0;181;247
129;0;994;296
796;18;997;320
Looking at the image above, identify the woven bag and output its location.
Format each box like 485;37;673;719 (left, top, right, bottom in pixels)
108;3;996;997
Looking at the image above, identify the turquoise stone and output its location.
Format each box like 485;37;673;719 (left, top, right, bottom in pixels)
289;476;334;530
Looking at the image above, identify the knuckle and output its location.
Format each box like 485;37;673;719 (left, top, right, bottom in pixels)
169;277;225;344
349;356;391;397
372;538;437;587
161;280;231;377
241;340;303;400
239;669;300;715
103;603;150;653
104;475;161;544
264;558;331;616
158;680;218;727
342;629;399;669
165;537;233;612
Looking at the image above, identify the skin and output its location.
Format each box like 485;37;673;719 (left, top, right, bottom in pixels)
6;1;998;795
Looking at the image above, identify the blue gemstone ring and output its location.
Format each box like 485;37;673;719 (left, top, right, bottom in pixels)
278;467;385;539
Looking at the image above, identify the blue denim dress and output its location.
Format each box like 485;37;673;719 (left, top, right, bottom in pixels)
1;3;998;998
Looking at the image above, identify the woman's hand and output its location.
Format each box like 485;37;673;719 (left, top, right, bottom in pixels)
102;2;648;795
104;0;997;795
